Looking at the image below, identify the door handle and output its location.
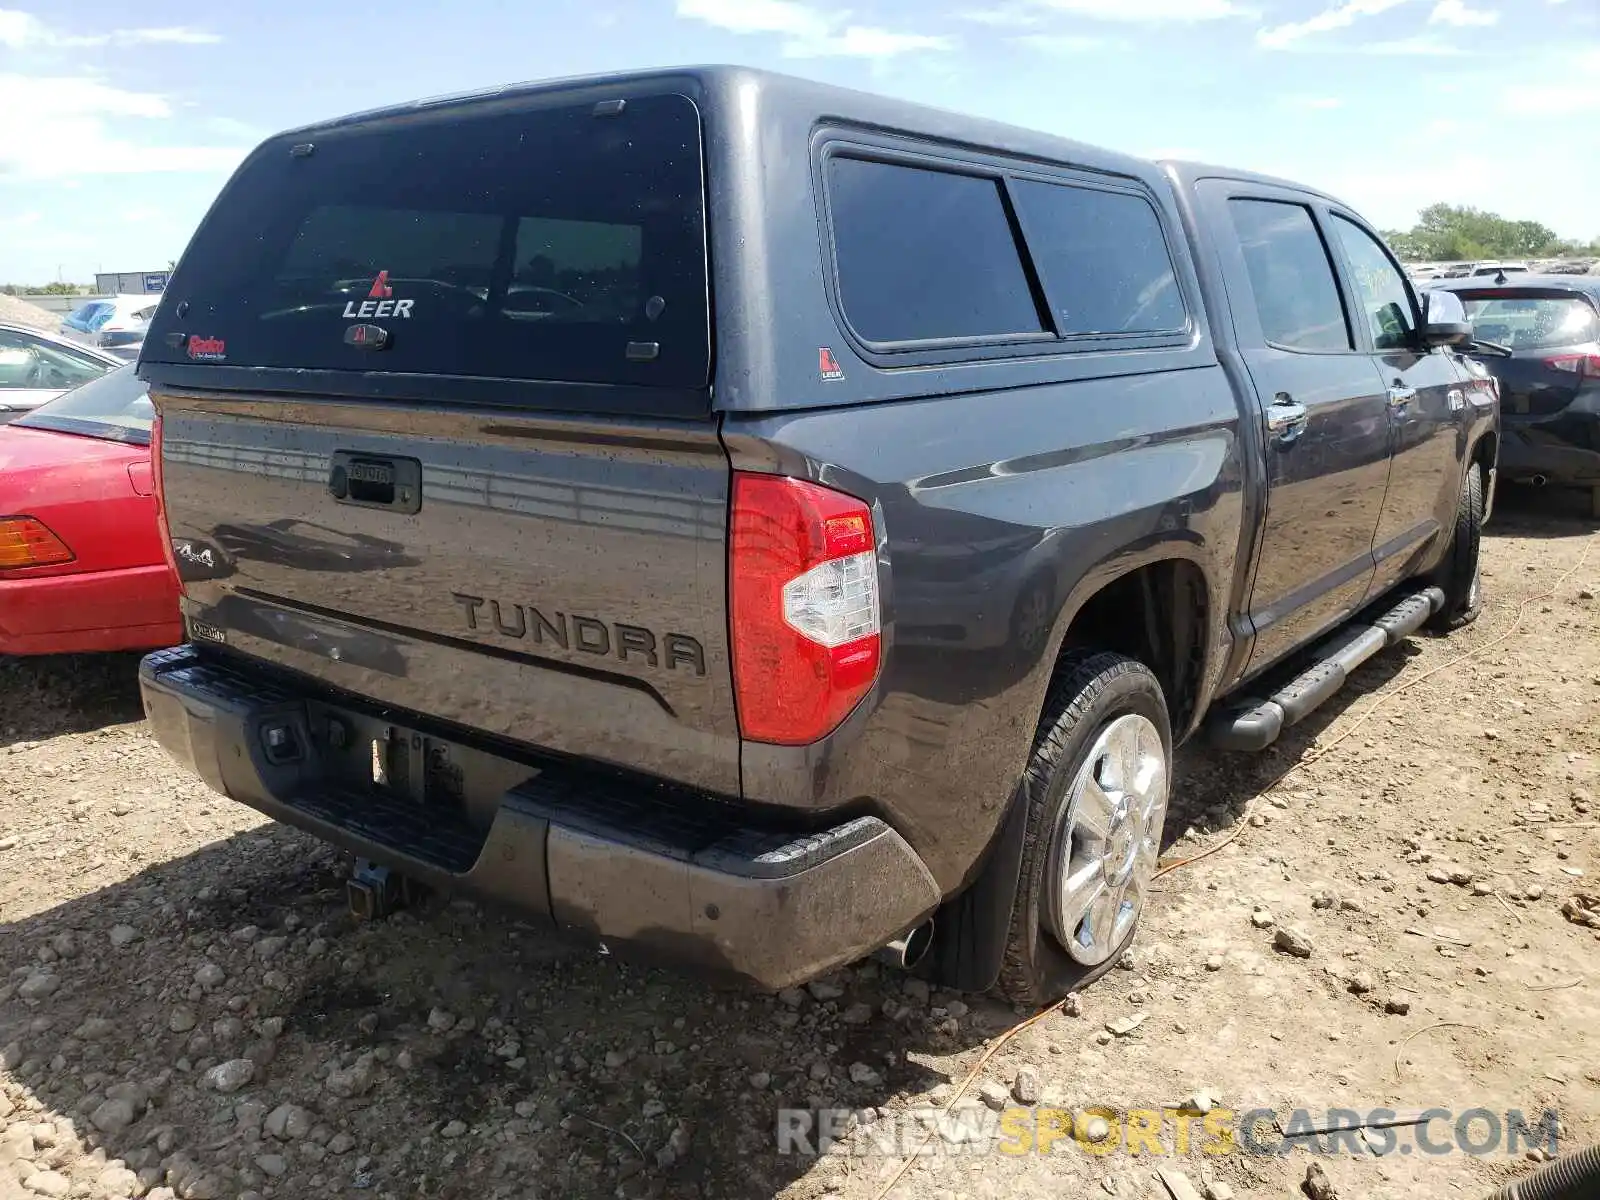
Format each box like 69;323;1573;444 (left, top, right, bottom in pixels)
1388;384;1418;408
1266;393;1309;442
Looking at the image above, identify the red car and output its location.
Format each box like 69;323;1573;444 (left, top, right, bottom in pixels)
0;364;182;655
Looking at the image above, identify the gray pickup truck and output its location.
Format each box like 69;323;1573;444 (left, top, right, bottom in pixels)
136;66;1498;1004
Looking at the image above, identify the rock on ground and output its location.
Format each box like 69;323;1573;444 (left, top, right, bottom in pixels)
203;1060;255;1094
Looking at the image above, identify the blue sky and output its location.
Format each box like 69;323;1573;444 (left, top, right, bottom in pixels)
2;0;1595;282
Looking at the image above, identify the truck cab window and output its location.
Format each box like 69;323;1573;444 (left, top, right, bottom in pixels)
1331;215;1415;351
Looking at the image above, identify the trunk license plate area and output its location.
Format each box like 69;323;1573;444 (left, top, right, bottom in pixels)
306;700;533;827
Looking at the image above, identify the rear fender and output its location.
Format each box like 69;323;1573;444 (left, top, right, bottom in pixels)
924;539;1223;993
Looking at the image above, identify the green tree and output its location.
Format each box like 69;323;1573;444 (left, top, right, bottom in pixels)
1390;203;1564;261
18;281;86;296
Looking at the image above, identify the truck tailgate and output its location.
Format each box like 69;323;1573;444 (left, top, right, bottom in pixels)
156;391;740;794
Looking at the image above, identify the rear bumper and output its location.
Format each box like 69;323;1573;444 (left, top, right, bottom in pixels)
138;646;940;990
1499;413;1600;486
0;563;182;656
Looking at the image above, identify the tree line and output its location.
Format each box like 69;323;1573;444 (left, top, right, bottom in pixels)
2;282;88;296
1382;204;1600;263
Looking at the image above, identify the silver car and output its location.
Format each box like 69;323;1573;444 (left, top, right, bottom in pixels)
59;294;161;360
0;321;122;424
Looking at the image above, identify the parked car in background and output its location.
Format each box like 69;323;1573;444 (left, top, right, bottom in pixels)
137;67;1495;1002
1432;274;1600;516
60;294;161;360
1470;261;1530;279
0;321;120;424
0;364;182;655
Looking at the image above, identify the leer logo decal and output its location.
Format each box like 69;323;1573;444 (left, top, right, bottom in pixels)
343;269;412;321
819;347;844;381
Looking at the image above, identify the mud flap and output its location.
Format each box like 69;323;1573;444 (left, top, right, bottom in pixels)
922;782;1030;993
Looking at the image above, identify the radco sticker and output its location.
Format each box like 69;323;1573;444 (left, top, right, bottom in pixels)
187;335;226;362
342;270;413;321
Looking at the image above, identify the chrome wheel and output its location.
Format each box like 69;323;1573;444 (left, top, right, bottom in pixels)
1044;713;1168;966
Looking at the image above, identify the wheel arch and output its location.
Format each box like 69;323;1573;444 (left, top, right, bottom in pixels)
923;547;1221;994
1047;550;1221;741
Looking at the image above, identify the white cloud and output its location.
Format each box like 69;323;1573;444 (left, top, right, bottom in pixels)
1017;33;1116;51
1503;80;1600;114
1364;34;1467;53
1257;0;1410;49
1034;0;1243;17
0;75;246;178
109;26;222;45
0;8;220;48
8;76;172;119
959;5;1045;26
963;0;1240;24
1429;0;1497;25
789;24;952;56
675;0;950;57
676;0;820;38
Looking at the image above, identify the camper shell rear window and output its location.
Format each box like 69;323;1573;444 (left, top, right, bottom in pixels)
140;92;708;394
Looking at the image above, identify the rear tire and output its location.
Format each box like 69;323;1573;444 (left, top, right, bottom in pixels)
1427;461;1484;631
994;651;1171;1007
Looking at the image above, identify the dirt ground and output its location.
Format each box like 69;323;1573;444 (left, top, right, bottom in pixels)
0;295;60;333
2;486;1597;1200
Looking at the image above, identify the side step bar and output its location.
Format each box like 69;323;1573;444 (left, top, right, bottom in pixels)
1207;587;1445;751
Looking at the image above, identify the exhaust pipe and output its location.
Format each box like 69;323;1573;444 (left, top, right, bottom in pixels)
1530;474;1549;487
874;919;935;971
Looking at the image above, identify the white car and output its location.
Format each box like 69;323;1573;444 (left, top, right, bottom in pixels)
1469;261;1530;277
59;294;161;360
0;321;122;423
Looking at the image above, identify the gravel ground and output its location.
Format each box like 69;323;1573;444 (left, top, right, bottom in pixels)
0;295;61;333
1;487;1597;1200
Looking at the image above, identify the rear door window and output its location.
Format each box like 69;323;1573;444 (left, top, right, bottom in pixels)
827;156;1046;344
142;93;708;390
1010;180;1186;336
1228;200;1352;352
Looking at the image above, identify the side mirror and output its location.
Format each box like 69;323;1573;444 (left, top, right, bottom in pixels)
1419;289;1473;348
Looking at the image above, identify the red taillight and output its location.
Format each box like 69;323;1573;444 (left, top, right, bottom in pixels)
1545;353;1600;379
150;413;183;588
0;517;74;572
730;473;882;745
